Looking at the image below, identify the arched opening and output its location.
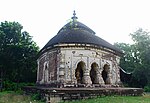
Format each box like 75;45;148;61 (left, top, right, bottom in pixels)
43;63;48;83
90;63;99;84
102;64;110;84
75;61;85;84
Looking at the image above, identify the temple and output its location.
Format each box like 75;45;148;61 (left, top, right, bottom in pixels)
36;11;124;87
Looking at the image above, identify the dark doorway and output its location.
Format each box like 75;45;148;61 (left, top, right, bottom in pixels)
90;63;98;84
102;64;110;84
75;61;85;84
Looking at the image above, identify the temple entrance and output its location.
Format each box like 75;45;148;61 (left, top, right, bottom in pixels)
75;61;85;84
90;63;99;84
102;64;110;84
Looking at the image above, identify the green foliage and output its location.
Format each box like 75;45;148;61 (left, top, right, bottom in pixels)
144;86;150;92
3;80;35;91
31;93;45;102
60;95;150;103
114;43;136;73
31;93;41;101
0;91;44;103
0;21;39;83
115;28;150;88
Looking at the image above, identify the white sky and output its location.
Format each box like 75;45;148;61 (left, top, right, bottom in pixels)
1;0;150;49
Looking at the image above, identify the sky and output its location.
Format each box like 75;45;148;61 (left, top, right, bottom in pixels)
1;0;150;49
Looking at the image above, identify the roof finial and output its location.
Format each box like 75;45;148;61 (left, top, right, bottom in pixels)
71;10;78;21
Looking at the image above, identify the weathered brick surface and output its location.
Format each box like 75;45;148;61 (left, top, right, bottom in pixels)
37;49;60;85
48;51;58;81
37;46;122;87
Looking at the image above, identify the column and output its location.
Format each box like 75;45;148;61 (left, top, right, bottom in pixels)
36;60;40;84
98;69;105;85
106;71;112;84
82;66;92;85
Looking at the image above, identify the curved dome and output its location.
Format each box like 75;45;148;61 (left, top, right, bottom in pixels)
41;16;122;54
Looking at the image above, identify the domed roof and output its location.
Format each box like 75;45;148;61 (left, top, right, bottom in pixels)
41;11;122;55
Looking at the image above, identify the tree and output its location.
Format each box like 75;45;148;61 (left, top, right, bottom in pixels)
114;43;136;73
115;28;150;88
0;21;39;83
130;28;150;87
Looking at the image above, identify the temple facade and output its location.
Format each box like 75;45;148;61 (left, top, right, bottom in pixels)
36;11;123;87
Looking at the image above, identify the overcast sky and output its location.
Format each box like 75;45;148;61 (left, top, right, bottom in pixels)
1;0;150;49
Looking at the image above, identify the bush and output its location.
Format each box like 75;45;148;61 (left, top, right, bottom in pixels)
144;86;150;92
3;80;35;91
31;93;41;100
31;93;45;102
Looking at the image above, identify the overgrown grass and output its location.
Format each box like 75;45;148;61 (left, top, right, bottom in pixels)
3;80;35;91
0;91;44;103
61;94;150;103
1;91;150;103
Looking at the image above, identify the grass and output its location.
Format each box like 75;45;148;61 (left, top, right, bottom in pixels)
1;91;150;103
0;91;44;103
61;94;150;103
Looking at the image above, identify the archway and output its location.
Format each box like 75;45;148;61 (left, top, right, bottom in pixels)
102;64;110;84
90;63;99;84
43;64;48;83
75;61;85;84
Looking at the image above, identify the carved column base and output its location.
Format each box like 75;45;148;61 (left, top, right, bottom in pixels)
97;74;105;85
82;72;92;85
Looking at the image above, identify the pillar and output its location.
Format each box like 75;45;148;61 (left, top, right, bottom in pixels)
82;67;92;85
95;68;104;85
